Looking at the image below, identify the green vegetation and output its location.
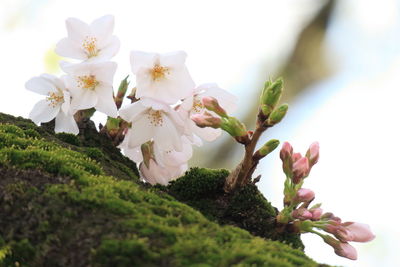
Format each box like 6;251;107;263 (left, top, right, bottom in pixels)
0;113;329;266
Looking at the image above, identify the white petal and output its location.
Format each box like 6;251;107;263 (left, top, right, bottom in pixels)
66;17;89;42
61;90;71;114
130;50;157;73
90;15;114;43
162;140;193;167
91;61;117;84
200;84;238;114
127;117;154;148
29;100;59;124
95;84;118;117
96;36;120;60
25;76;56;95
140;98;171;112
70;89;98;111
65;17;90;42
191;120;222;142
55;38;87;60
154;115;182;152
122;146;143;164
119;102;148;122
54;112;79;135
160;51;187;67
179;96;194;112
41;74;66;91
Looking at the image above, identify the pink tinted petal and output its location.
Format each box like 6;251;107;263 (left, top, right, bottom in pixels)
344;222;375;242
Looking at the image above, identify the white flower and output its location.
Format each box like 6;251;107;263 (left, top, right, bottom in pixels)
55;15;120;62
119;100;184;152
62;61;118;118
155;137;193;168
140;159;187;186
25;74;79;135
179;83;237;143
130;50;195;105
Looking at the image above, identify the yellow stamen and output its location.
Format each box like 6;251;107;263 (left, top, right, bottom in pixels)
82;36;99;58
150;64;169;81
46;91;64;107
77;75;99;90
192;97;204;113
147;110;163;126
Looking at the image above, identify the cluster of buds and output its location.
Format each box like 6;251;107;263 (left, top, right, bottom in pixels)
193;78;289;192
276;142;375;260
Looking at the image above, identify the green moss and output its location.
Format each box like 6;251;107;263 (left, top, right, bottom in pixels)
0;113;329;266
55;132;82;146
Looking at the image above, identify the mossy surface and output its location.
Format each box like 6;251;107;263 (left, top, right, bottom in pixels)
166;168;304;249
0;113;330;267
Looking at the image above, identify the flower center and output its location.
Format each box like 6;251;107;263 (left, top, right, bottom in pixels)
150;64;169;81
147;110;163;126
82;36;99;58
46;91;64;107
192;96;204;113
77;75;99;90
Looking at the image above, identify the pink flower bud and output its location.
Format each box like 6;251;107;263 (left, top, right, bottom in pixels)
342;222;375;243
306;141;320;166
310;207;323;220
321;213;342;223
334;242;358;260
292;157;309;184
292;152;302;162
280;142;293;160
191;112;222;128
293;188;315;203
322;235;358;260
202;96;227;117
291;208;313;220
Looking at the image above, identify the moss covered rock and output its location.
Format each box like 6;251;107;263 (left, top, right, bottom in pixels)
0;113;330;267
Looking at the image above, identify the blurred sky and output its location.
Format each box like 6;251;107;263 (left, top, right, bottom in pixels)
1;0;399;266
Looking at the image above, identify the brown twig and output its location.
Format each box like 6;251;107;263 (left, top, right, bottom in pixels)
223;110;271;192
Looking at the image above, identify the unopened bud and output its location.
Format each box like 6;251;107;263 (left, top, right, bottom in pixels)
268;103;288;125
321;235;358;260
191;112;222;128
115;75;129;109
310;208;323;220
280;142;293;177
293;188;315;203
306;141;320;167
258;139;280;157
141;141;155;168
280;142;293;160
292;152;302;163
220;116;247;137
292;208;313;220
260;78;283;111
202;96;227;117
292;157;309;184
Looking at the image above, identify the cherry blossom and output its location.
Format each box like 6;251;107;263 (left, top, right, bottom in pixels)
25;74;78;134
178;83;237;144
130;50;195;105
56;15;120;62
62;61;118;117
140;159;187;186
119;100;184;152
